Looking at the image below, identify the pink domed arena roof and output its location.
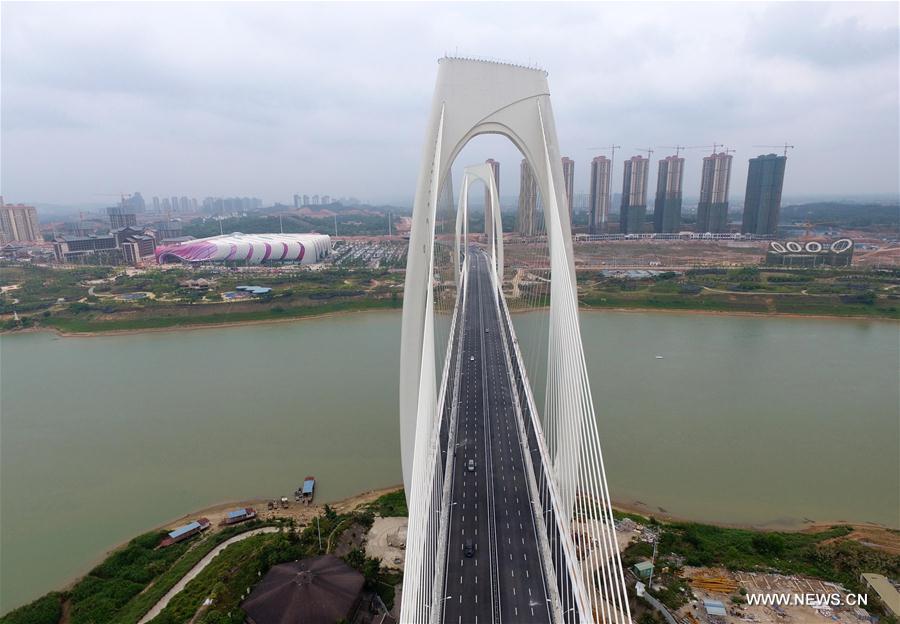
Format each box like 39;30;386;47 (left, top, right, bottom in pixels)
155;233;331;265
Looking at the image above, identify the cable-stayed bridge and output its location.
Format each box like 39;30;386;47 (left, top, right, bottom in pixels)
399;58;632;624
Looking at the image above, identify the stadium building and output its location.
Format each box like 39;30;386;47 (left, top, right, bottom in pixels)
155;233;331;265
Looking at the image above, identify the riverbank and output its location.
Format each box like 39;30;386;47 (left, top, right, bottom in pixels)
4;484;897;623
1;296;402;336
3;297;896;338
4;300;402;337
177;489;899;551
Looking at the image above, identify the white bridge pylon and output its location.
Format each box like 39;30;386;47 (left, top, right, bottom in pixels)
454;162;504;288
399;57;632;623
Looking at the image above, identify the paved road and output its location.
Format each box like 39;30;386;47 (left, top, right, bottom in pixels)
441;251;552;624
137;527;279;624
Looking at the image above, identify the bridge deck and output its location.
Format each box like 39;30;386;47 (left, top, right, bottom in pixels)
441;251;553;624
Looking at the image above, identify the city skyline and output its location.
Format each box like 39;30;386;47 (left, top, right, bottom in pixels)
2;2;898;206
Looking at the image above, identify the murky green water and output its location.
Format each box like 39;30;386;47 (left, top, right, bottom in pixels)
1;311;897;612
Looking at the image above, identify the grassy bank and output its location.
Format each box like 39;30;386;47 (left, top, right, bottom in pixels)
577;267;900;320
0;521;280;624
38;297;401;334
580;291;900;318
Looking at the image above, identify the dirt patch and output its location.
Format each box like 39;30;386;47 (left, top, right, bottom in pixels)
811;523;900;556
156;485;404;538
366;517;407;570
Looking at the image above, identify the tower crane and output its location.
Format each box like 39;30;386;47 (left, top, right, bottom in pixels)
586;144;621;161
752;143;795;157
634;147;655;160
658;145;686;157
679;144;736;155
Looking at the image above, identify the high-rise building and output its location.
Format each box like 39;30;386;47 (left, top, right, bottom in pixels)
589;156;611;235
161;197;172;213
696;152;733;233
517;159;539;236
107;205;137;229
619;156;649;234
180;197;191;212
322;195;331;205
171;196;179;213
312;195;320;205
302;195;310;206
561;157;575;225
653;156;685;233
152;196;161;213
293;194;301;208
484;159;500;243
742;154;787;236
0;198;41;242
128;192;146;213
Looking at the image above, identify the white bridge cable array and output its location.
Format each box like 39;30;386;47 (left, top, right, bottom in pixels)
399;57;633;623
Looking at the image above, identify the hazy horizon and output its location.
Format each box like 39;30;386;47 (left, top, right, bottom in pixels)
2;2;898;207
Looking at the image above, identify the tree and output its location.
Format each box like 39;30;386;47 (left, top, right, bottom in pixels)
752;533;785;557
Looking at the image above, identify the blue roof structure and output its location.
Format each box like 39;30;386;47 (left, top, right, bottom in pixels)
704;600;727;617
227;509;248;519
303;479;315;494
168;521;201;539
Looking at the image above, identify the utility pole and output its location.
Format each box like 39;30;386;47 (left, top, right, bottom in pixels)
279;214;284;234
316;516;322;553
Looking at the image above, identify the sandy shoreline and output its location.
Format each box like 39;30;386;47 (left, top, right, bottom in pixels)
3;303;895;339
162;487;899;537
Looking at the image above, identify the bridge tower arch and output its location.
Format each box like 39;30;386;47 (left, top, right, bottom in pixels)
401;56;578;502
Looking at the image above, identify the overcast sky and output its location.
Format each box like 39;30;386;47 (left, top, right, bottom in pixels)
2;2;898;208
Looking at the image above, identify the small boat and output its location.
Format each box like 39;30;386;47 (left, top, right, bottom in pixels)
301;476;316;504
655;355;664;359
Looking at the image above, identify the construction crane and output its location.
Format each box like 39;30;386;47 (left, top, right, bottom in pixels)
679;144;736;155
634;147;655;160
752;143;795;157
586;144;621;162
93;192;132;207
658;145;686;157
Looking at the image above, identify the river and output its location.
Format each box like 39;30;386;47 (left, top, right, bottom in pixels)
1;310;897;612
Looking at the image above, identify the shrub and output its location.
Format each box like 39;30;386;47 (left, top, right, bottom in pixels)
0;593;63;624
